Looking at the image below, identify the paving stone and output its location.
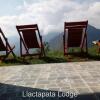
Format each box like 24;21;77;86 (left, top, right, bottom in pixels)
48;87;60;91
37;80;50;84
0;62;100;100
91;87;100;93
35;84;46;89
60;87;71;92
75;88;92;94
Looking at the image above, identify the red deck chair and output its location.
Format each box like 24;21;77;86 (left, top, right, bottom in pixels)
16;24;45;57
63;20;88;55
0;28;15;59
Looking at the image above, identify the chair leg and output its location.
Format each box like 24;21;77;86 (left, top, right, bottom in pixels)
81;47;84;53
9;46;16;58
64;47;68;56
64;44;67;55
85;35;88;54
86;43;88;54
64;47;66;55
5;46;16;60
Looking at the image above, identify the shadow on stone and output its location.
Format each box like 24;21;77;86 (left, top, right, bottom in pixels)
0;83;99;100
41;57;66;63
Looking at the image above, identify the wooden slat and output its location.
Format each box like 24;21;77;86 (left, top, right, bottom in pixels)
16;24;38;30
65;25;87;29
65;20;88;26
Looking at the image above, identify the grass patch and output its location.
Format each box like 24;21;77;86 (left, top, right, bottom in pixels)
0;46;100;67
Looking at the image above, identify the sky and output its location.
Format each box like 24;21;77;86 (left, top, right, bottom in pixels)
0;0;100;37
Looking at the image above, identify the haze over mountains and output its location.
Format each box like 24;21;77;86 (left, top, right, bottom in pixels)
8;25;100;55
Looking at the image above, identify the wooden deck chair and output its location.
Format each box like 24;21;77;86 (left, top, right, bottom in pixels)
16;24;45;57
0;28;15;59
63;20;88;55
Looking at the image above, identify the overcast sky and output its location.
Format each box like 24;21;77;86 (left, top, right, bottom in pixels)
0;0;100;37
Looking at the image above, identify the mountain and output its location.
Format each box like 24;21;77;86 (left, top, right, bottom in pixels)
43;32;60;42
48;33;63;51
48;25;100;51
87;25;100;46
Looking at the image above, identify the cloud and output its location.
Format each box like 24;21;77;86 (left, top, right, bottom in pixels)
0;0;100;37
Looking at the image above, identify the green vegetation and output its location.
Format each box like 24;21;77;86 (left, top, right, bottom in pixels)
0;46;100;67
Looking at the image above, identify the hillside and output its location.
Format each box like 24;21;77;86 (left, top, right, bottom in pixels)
87;25;100;46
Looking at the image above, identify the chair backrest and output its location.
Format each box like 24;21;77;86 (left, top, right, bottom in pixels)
64;21;88;47
0;28;6;51
16;24;41;49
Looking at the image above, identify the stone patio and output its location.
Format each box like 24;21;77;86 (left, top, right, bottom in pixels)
0;61;100;100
